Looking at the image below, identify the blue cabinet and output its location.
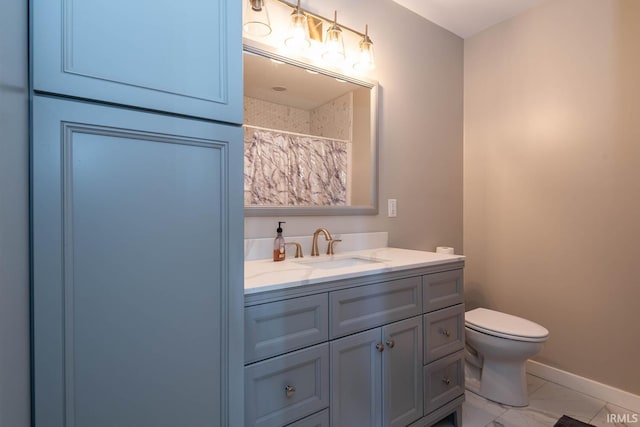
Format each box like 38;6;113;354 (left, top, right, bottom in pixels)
32;0;242;123
31;95;244;427
31;0;244;425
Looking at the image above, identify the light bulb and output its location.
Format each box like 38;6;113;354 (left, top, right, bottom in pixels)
284;7;310;52
322;12;345;65
354;25;375;71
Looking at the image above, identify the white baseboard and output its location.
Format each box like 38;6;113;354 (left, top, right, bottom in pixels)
527;360;640;412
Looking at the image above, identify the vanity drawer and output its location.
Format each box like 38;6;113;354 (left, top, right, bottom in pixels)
423;269;463;313
423;351;464;415
245;343;330;427
423;304;465;364
330;276;422;338
245;294;329;363
285;408;330;427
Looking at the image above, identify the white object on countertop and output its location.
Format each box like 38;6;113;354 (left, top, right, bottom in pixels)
436;246;455;254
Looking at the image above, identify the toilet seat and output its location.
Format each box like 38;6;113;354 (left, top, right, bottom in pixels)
465;308;549;343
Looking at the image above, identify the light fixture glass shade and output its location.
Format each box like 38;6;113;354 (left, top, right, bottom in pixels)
354;25;375;71
243;0;272;37
284;7;311;51
322;11;345;65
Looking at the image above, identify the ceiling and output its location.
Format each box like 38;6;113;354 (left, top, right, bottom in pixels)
391;0;546;38
244;52;361;110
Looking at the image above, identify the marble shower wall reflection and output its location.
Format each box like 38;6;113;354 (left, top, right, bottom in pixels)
244;129;349;206
244;92;353;207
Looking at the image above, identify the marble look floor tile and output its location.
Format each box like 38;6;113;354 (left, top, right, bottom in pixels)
463;390;509;427
527;373;548;394
489;407;560;427
590;403;640;427
528;382;606;423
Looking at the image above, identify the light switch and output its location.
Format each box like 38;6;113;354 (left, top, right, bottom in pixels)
388;199;397;217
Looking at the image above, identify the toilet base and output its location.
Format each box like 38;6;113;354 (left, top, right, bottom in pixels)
464;363;481;395
478;359;529;407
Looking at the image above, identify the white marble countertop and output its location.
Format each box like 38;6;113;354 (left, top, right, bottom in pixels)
244;247;465;295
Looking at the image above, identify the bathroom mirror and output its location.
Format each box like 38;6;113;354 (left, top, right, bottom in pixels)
243;41;378;216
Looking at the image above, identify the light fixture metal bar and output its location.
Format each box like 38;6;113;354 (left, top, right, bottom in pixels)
274;0;367;38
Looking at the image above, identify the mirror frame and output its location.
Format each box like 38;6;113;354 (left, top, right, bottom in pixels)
243;39;379;216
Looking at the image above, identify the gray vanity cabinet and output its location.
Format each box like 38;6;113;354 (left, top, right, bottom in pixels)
330;316;423;427
245;265;465;427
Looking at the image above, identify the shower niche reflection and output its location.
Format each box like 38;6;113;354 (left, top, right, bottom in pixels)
243;42;378;216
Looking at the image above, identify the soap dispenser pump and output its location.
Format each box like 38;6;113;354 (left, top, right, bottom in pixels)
273;221;286;262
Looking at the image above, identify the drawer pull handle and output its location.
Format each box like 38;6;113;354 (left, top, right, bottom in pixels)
385;340;395;349
284;385;296;398
376;343;385;352
442;377;451;386
440;329;451;337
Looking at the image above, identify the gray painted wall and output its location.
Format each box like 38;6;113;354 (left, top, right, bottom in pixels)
0;0;31;426
244;0;464;256
464;0;640;394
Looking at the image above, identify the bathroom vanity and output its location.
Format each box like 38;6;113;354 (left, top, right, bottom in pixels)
244;247;465;427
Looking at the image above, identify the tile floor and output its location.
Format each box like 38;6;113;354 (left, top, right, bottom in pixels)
461;374;639;427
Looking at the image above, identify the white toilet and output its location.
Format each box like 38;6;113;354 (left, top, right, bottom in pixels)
464;308;549;407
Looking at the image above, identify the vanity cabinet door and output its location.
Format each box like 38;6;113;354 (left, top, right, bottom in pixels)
32;0;242;123
382;317;423;427
330;328;383;427
330;316;423;427
32;95;244;427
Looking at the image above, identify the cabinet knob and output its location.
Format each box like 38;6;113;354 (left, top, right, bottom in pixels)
284;385;296;398
385;339;395;349
440;328;451;337
442;377;451;386
376;343;385;352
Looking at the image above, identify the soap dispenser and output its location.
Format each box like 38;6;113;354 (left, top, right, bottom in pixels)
273;221;286;262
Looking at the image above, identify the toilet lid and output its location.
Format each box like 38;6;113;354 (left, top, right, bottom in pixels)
465;308;549;342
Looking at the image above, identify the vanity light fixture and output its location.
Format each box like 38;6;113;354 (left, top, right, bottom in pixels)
322;11;346;65
284;0;311;51
244;0;376;71
243;0;272;37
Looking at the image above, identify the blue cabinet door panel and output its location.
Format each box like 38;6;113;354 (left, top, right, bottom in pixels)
32;95;244;427
32;0;242;123
330;329;382;427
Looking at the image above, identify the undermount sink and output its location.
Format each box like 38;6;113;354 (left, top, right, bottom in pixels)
293;255;384;270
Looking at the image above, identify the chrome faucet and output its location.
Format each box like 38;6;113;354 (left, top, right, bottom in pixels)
311;228;332;256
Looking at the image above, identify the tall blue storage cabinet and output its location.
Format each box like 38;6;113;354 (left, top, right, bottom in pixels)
30;1;244;426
